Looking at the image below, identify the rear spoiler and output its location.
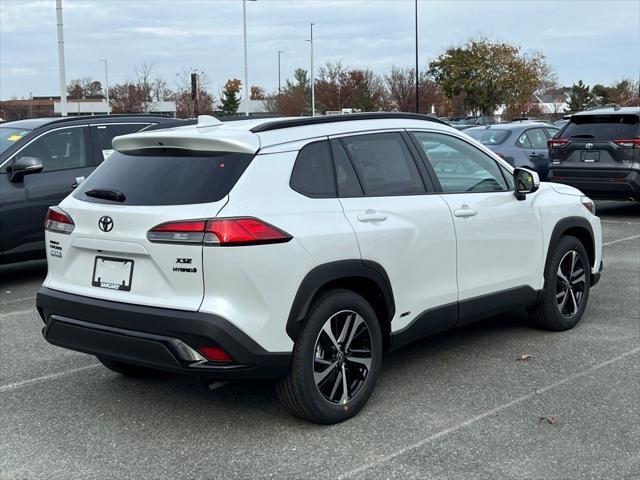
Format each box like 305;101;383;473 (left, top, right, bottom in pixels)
112;116;260;154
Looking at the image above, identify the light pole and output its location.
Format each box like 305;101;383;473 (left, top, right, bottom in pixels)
414;0;419;113
278;50;284;94
56;0;67;116
306;23;315;117
242;0;257;116
99;59;109;114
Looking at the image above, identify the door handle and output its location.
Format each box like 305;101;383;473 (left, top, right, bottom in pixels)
454;206;477;218
357;210;387;223
529;152;539;157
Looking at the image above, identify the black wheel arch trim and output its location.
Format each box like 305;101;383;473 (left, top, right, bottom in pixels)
286;259;395;341
545;216;596;280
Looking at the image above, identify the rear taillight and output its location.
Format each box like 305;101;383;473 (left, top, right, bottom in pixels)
197;346;233;363
147;217;292;246
548;139;569;148
45;207;75;234
613;139;640;148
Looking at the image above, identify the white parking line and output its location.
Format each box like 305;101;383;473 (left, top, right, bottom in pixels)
601;220;640;226
340;346;640;479
0;364;101;393
603;234;640;246
1;296;36;307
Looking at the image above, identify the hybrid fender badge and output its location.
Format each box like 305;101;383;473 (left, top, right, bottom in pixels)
98;216;114;232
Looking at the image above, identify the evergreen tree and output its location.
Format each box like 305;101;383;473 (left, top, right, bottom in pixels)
220;79;242;116
565;80;594;112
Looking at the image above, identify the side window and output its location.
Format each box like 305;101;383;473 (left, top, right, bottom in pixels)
92;124;150;163
516;132;532;148
330;139;363;197
340;132;425;196
500;165;514;189
526;129;548;149
290;140;336;198
16;127;88;173
412;131;508;193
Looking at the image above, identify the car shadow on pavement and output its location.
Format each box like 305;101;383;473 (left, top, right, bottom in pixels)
0;259;47;286
595;200;640;217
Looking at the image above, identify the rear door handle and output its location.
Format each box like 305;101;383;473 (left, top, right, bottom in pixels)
357;210;388;223
454;206;477;218
529;152;539;158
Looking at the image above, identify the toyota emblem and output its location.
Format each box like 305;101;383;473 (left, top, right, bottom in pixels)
585;143;593;149
98;216;114;232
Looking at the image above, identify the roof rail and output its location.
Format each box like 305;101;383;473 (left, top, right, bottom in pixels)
250;112;446;133
45;113;178;125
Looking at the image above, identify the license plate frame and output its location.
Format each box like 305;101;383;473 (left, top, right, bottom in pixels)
581;151;600;163
92;256;134;291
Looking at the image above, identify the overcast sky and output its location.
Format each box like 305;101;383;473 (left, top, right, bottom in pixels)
1;0;639;100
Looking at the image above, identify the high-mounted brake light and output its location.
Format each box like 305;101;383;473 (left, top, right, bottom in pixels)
45;207;75;234
147;217;291;246
613;139;640;148
547;138;569;148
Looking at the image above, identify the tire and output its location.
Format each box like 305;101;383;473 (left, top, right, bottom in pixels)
97;356;156;377
529;235;591;331
276;289;383;424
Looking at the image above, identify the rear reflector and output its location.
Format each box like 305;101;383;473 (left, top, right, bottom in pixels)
614;139;640;148
45;207;75;234
548;139;569;148
147;217;291;246
197;346;233;363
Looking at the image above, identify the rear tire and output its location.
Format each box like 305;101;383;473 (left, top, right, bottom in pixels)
276;289;382;424
97;356;156;377
529;235;591;331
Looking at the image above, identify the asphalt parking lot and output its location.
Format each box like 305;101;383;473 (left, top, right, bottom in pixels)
1;201;638;480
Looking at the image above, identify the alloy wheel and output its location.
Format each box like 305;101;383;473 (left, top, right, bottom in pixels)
556;250;586;318
313;310;373;404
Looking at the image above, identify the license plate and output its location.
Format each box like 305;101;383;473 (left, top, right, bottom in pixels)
92;256;134;291
581;151;600;163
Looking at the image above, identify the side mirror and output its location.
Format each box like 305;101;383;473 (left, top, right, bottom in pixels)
513;167;540;201
9;157;43;183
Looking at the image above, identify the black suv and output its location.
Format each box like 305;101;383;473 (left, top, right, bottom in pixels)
548;107;640;201
0;115;181;264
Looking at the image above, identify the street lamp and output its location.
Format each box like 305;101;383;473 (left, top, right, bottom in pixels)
243;0;257;116
278;50;284;94
99;59;110;115
306;23;315;117
414;0;419;113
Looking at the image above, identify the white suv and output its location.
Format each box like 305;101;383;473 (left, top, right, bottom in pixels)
37;113;603;424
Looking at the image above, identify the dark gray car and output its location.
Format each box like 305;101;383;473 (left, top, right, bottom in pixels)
0;115;181;264
465;122;559;180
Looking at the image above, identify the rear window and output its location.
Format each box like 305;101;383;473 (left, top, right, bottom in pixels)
466;129;511;145
74;150;253;205
562;115;639;141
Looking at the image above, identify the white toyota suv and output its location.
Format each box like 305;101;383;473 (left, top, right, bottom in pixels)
37;113;603;424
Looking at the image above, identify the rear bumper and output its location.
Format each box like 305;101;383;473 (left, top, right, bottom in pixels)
36;287;291;380
548;168;640;200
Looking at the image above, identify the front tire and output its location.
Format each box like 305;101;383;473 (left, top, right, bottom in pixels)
529;235;591;331
276;289;382;424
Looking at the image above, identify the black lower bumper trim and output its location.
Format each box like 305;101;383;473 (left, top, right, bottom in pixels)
37;287;291;380
548;169;640;200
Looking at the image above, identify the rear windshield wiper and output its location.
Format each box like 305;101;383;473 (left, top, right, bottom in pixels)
84;188;126;202
569;134;595;139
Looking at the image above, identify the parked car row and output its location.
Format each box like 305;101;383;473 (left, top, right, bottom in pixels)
0;115;181;264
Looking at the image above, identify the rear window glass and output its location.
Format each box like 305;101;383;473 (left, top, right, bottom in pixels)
466;129;510;145
562;115;639;140
290;140;336;198
75;150;253;205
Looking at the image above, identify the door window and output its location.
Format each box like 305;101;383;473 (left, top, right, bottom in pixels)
516;132;532;148
412;131;508;193
330;139;363;197
91;124;150;163
526;129;548;149
289;140;336;198
340;132;425;196
16;127;88;172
